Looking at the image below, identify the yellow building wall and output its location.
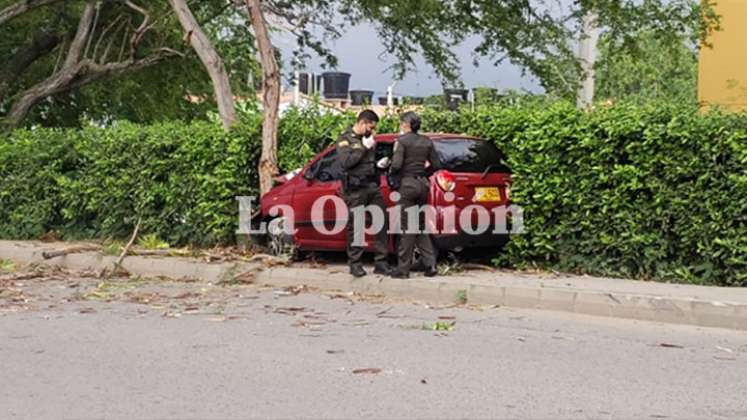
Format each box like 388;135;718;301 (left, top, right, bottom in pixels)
698;0;747;111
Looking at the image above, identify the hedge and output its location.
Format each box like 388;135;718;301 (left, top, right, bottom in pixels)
418;101;747;286
1;101;746;286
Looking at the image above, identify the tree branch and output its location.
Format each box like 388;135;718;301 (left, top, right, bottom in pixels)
83;1;102;59
0;0;64;27
0;32;62;100
4;48;178;127
92;14;125;62
64;2;97;69
125;0;151;56
169;0;237;129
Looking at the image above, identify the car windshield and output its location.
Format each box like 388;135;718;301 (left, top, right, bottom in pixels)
433;138;510;174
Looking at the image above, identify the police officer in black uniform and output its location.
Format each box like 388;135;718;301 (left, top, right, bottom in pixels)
336;110;392;278
389;111;441;278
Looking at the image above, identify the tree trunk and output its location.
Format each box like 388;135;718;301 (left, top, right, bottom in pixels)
168;0;236;129
577;10;599;108
245;0;280;195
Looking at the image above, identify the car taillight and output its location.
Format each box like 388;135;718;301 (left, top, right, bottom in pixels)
435;170;456;192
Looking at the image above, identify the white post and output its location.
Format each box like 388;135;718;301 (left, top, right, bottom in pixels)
293;70;300;105
577;10;599;108
387;82;396;108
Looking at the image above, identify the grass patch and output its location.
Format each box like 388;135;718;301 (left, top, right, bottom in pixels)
0;259;16;273
455;289;468;305
422;321;456;331
137;234;169;250
83;277;146;301
102;241;124;256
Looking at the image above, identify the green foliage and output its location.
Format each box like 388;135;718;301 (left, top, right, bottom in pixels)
473;87;499;106
102;241;124;256
0;117;262;246
423;321;456;331
0;259;16;272
138;234;169;250
475;102;745;287
406;101;747;287
0;0;259;127
2;102;747;286
455;290;468;305
277;104;355;171
595;30;698;103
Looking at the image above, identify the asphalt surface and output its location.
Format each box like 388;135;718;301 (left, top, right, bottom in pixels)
1;269;747;420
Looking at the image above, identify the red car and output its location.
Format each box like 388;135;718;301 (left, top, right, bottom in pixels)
251;133;512;258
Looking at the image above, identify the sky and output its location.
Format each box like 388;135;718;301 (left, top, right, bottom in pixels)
276;22;544;99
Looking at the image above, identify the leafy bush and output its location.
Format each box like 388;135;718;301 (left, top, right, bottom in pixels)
2;102;747;286
418;101;747;286
1;119;261;246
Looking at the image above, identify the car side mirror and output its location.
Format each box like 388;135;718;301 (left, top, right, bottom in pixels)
303;169;315;181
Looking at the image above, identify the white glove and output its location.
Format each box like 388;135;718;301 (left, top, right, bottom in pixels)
376;157;391;169
362;136;376;149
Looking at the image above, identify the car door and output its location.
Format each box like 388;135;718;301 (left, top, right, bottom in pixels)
292;149;348;250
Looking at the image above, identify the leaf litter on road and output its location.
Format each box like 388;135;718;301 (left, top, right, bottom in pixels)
274;306;309;315
657;343;684;349
352;368;382;375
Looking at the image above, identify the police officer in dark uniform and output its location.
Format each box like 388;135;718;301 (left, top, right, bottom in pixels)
336;110;392;278
389;111;441;278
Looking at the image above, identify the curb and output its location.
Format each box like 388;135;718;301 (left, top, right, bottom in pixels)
1;240;746;330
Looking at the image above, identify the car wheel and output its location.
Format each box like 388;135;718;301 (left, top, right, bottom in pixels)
408;239;442;272
266;217;304;261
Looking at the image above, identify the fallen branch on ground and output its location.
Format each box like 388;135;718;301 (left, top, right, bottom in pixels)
42;245;101;260
113;218;142;272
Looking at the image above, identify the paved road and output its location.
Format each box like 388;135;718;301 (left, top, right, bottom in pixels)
1;270;747;420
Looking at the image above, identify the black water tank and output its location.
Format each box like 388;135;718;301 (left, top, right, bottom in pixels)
378;96;400;106
298;73;321;95
349;90;374;106
322;72;351;99
444;88;468;110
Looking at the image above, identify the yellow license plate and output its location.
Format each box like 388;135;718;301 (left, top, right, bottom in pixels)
474;187;501;202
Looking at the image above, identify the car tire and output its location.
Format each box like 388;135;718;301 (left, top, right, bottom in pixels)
266;217;304;261
407;238;442;272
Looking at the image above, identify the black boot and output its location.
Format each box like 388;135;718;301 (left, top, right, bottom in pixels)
410;258;426;272
350;265;366;278
373;262;393;276
424;266;438;277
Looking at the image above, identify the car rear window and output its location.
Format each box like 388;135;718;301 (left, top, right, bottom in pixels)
433;138;510;174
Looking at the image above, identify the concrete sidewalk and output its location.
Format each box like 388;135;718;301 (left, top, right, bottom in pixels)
1;240;746;330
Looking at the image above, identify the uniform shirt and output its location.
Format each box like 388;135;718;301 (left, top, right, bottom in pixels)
390;132;441;177
336;127;377;178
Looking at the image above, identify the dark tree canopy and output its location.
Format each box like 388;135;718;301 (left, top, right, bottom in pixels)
0;0;719;127
0;0;259;127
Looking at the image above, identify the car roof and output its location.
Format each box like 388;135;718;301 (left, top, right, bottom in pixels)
315;132;485;157
374;133;483;143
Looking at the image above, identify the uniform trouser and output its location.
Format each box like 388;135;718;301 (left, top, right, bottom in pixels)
343;183;388;267
397;176;437;274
